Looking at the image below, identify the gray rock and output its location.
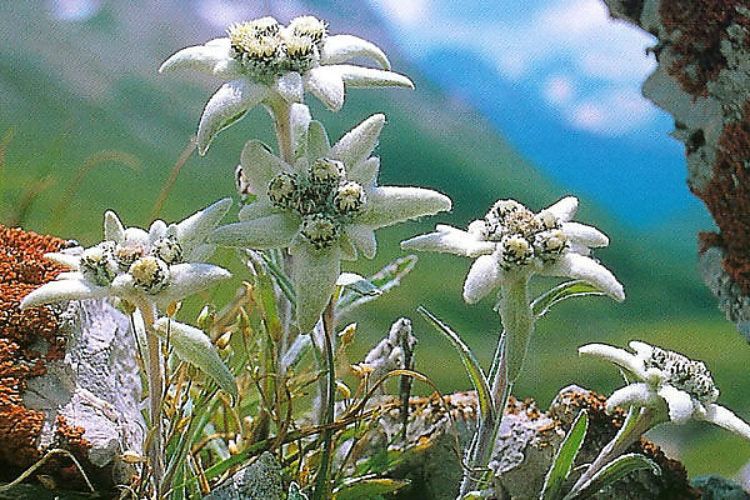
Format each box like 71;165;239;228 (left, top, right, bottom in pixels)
203;452;283;500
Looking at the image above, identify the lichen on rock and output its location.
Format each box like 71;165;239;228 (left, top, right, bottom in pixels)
0;225;144;489
603;0;750;338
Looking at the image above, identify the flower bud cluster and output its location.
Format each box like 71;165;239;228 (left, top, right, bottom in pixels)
267;158;366;249
646;346;720;404
228;15;328;80
79;235;185;293
471;199;569;270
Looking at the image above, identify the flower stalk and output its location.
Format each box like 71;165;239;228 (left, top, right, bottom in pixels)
313;297;337;500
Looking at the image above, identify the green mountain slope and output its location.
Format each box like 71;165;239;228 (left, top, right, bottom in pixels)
0;0;719;350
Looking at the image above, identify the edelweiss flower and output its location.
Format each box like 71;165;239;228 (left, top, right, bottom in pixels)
209;112;451;331
579;341;750;439
159;15;414;154
20;199;233;310
401;197;625;303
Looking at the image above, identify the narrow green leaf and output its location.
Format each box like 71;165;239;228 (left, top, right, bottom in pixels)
571;453;661;499
337;272;382;297
532;280;605;319
260;251;296;308
418;306;494;423
333;476;409;500
541;411;588;500
336;255;417;314
153;318;238;398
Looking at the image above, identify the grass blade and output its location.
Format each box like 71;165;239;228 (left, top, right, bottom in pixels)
417;305;494;422
532;281;605;319
569;453;660;499
541;410;588;500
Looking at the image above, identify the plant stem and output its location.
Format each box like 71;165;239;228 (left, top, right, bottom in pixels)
135;299;164;497
313;299;336;500
567;407;661;497
459;277;532;497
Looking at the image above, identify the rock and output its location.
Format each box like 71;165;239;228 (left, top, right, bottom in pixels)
203;452;283;500
691;475;750;500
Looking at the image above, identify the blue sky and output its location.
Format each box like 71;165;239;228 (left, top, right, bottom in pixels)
366;0;704;227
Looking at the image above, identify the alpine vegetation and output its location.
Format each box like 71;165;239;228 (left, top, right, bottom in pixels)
210;112;451;331
6;7;750;500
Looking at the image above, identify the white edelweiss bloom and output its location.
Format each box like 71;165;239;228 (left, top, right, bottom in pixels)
159;15;414;154
579;341;750;440
209;112;451;331
20;200;233;311
401;196;625;304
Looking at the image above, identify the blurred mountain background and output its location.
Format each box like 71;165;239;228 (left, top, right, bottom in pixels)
0;0;748;478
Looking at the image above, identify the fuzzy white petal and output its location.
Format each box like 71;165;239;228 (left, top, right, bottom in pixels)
290;243;341;332
306;120;331;163
148;220;168;245
240;140;290;195
540;253;625;301
197;80;271;155
290;103;312;161
153;318;237;397
122;227;149;248
562;222;609;248
345;225;377;259
357;186;452;229
657;385;696;424
339;235;358;261
320;34;391;69
628;341;655;360
275;71;304;103
401;225;496;258
578;343;649;380
544;196;578;222
305;66;345;112
329;114;385;170
158;44;230;75
210;215;299;249
176;198;233;258
104;210;126;243
701;404;750;440
20;279;110;309
348;156;379;187
238;199;279;221
155;263;231;306
463;254;503;304
336;64;414;89
606;383;661;413
43;252;81;271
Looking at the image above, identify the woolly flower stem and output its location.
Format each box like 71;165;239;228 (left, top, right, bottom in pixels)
460;277;531;496
134;298;164;495
267;97;294;165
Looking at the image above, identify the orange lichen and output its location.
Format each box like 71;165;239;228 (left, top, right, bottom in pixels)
0;225;68;469
660;0;750;96
694;100;750;294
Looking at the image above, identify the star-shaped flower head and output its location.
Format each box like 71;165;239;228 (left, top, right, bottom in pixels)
20;199;233;311
210;111;452;331
401;196;625;303
159;15;414;154
579;341;750;439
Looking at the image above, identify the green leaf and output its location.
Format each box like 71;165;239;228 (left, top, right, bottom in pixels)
153;318;238;398
288;482;309;500
570;453;661;499
418;306;494;423
541;411;588;500
337;272;382;297
532;280;605;319
336;255;417;314
333;476;409;500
